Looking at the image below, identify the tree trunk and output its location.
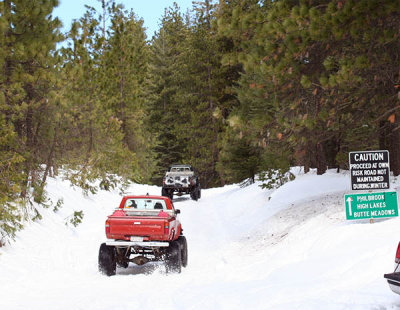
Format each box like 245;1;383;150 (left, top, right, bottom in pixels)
379;121;387;150
316;142;327;175
336;134;341;173
22;101;35;198
380;118;400;176
41;126;58;187
389;115;400;176
120;71;127;147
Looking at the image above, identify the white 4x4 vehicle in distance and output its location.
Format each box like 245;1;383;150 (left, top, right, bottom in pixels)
161;164;201;201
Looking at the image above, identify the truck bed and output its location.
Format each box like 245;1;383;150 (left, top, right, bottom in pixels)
107;216;167;241
110;216;164;235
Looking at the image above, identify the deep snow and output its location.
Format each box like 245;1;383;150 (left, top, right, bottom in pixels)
1;168;400;309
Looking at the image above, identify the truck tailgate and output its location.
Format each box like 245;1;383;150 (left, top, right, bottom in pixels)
109;217;165;236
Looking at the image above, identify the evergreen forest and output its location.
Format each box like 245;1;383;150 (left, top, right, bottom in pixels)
1;0;400;241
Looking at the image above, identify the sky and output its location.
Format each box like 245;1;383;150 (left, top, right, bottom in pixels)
53;0;195;38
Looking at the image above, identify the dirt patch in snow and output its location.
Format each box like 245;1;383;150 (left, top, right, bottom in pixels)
247;192;345;247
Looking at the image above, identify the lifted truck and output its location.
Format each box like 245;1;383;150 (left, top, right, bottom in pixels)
98;195;188;276
162;164;201;201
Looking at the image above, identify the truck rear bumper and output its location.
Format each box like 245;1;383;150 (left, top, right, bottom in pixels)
163;185;190;189
106;240;170;247
384;272;400;295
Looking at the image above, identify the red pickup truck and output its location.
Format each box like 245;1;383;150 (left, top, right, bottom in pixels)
384;242;400;294
98;195;188;276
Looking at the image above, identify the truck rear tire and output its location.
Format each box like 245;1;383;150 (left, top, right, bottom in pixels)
162;188;173;200
178;236;188;268
166;241;182;273
98;243;116;276
190;189;197;201
190;187;201;201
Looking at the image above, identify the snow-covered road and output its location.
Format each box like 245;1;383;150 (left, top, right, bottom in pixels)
1;169;400;309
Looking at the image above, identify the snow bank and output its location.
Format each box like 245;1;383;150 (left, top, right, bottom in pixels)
1;169;400;309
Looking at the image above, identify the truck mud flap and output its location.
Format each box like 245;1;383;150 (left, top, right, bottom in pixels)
384;272;400;295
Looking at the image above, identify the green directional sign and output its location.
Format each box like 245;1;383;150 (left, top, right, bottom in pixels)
345;191;398;220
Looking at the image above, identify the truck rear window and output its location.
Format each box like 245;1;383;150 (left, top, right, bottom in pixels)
170;166;191;172
124;198;167;210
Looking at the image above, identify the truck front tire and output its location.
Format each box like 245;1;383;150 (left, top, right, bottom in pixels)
98;243;116;276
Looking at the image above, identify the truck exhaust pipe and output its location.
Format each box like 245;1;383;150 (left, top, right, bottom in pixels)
132;256;149;266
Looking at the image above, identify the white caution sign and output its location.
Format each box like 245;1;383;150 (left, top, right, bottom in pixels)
349;150;390;191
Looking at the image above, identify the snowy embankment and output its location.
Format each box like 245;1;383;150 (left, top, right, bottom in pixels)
1;168;400;309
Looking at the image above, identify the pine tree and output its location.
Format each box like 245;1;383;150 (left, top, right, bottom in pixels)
102;5;151;180
216;0;400;176
2;0;63;193
146;4;187;184
217;127;261;183
0;0;63;240
61;4;138;191
173;0;225;187
213;0;273;182
0;115;24;243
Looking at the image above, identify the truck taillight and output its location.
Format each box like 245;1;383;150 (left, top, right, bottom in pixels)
105;219;110;236
395;242;400;264
163;177;166;185
164;221;169;235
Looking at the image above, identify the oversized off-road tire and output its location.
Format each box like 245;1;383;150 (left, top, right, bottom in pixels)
190;190;197;201
166;241;182;273
98;243;116;276
162;188;173;200
190;186;201;201
177;236;188;268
